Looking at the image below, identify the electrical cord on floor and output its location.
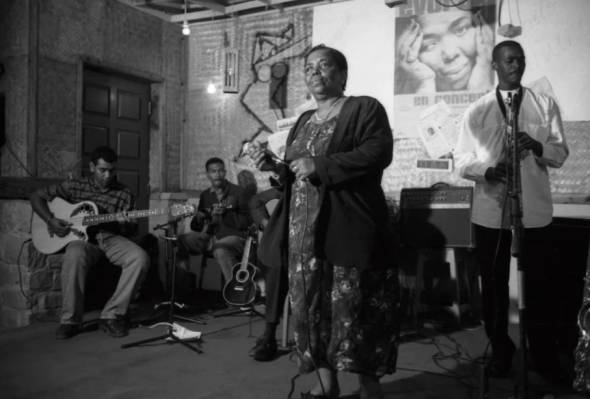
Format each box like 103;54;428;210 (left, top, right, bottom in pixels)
399;312;519;399
16;238;55;323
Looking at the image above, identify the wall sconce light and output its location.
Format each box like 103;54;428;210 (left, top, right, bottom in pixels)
207;83;216;94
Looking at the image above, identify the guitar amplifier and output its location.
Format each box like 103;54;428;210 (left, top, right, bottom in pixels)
400;186;474;248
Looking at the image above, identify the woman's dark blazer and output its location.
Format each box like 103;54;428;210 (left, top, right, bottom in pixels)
258;96;395;270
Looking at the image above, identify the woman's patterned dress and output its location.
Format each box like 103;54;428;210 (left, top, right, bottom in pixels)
286;116;400;377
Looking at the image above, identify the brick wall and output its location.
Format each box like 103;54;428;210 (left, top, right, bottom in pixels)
0;0;184;330
184;9;313;192
0;200;35;329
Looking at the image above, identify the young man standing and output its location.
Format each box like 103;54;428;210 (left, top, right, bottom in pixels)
455;41;569;384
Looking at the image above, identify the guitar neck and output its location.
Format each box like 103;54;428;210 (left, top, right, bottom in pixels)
239;236;253;269
82;208;173;226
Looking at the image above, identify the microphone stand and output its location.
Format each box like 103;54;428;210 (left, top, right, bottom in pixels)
507;93;529;398
121;216;204;353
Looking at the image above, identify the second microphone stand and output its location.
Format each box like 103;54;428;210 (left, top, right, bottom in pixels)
507;93;529;399
121;217;204;353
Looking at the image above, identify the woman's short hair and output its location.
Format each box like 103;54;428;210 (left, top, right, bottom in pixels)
305;44;348;90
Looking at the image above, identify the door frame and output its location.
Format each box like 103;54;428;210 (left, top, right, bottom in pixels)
75;56;167;194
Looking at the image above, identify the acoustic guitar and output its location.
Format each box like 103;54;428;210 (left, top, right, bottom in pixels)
32;197;195;254
222;225;259;306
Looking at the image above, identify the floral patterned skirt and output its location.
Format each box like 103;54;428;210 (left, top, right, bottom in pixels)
288;255;400;377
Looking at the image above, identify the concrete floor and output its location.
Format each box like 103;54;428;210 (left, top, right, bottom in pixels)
0;304;587;399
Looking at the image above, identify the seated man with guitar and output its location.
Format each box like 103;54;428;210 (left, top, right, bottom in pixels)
177;157;252;302
29;146;150;340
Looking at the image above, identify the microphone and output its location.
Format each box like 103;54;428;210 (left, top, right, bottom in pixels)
267;153;290;165
243;140;289;165
511;93;519;116
506;92;514;126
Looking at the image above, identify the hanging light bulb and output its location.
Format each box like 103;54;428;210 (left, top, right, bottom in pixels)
182;21;190;36
181;0;190;36
207;83;216;94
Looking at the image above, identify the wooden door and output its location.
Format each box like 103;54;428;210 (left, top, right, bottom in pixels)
81;68;150;237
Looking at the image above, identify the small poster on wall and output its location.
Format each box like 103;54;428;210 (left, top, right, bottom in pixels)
394;0;497;137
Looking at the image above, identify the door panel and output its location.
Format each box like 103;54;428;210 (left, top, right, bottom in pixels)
117;130;141;158
84;84;110;115
117;90;142;120
82;126;109;153
82;68;150;237
117;170;141;199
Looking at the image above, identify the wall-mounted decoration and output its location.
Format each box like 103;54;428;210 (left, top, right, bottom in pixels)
256;65;272;83
223;48;239;93
271;62;287;79
270;61;289;110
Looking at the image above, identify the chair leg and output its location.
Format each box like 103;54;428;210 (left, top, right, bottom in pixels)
198;254;208;291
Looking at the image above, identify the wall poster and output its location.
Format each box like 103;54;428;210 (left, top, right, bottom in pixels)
394;0;497;137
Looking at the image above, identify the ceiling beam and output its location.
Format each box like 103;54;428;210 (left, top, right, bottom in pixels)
170;0;301;22
187;0;227;14
256;0;284;11
116;0;172;21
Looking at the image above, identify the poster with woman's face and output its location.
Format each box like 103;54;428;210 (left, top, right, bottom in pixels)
393;0;496;137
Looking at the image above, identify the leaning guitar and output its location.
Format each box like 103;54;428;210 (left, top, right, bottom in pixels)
223;225;259;307
32;197;195;254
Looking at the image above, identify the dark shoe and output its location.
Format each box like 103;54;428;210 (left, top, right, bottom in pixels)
55;324;80;340
99;318;128;338
249;335;278;361
116;313;132;329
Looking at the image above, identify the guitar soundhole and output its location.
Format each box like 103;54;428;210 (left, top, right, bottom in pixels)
236;270;249;283
71;229;86;240
71;203;95;217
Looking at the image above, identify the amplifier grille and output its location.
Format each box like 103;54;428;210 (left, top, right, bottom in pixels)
400;187;474;248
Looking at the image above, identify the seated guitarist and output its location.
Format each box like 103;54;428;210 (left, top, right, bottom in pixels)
177;157;251;300
29;146;150;340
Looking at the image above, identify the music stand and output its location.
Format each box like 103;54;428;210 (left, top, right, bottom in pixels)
121;218;204;353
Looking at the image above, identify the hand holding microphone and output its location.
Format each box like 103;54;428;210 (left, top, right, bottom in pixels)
246;141;286;174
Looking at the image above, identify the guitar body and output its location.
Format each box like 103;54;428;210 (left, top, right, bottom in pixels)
223;262;259;306
31;197;97;254
32;198;195;255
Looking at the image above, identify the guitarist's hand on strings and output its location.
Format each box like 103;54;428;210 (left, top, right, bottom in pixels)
48;218;72;238
210;204;227;216
116;211;131;223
